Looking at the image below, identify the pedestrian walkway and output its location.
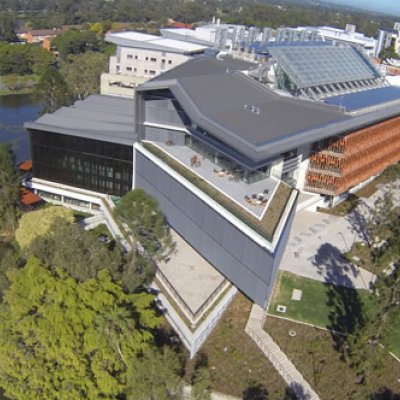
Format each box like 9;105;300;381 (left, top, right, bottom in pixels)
281;208;374;289
245;304;320;400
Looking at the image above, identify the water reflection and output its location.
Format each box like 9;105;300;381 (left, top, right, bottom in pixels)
0;94;42;163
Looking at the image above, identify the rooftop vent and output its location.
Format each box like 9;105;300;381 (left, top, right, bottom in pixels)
244;104;261;114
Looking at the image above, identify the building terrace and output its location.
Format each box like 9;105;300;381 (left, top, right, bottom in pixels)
140;141;293;243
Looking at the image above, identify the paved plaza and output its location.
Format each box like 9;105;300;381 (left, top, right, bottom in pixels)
158;230;227;316
280;180;400;289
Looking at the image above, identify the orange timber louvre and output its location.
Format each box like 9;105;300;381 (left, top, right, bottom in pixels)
305;115;400;196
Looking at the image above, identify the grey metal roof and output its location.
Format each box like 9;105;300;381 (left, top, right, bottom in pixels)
138;58;400;164
147;56;257;82
25;94;136;145
268;45;381;89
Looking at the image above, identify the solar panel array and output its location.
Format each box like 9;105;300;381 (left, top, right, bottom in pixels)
269;45;380;89
324;86;400;111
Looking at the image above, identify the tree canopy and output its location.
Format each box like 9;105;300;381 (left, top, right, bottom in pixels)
116;189;175;262
0;42;55;75
34;65;73;113
345;186;400;374
15;205;74;250
126;346;183;400
60;51;108;100
0;257;160;399
51;29;101;59
0;144;20;234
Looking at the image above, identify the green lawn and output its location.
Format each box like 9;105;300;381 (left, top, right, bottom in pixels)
383;314;400;358
0;74;38;95
266;318;400;399
269;271;379;330
269;271;399;358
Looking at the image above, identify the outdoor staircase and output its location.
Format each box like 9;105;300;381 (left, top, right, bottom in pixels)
245;304;320;400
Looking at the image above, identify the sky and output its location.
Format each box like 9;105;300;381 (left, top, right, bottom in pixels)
326;0;400;17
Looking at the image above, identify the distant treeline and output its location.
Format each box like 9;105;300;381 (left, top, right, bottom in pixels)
0;0;397;37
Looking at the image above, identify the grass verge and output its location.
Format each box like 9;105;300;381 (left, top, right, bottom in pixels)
0;74;38;96
185;293;293;399
265;318;400;399
268;271;380;329
141;142;295;242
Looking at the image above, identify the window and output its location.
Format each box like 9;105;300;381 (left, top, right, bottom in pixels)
150;57;157;62
144;69;148;74
168;60;172;64
127;67;133;71
149;70;156;75
135;55;138;60
145;57;149;61
127;54;133;59
134;68;137;72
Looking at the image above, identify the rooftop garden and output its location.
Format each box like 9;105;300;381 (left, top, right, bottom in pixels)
141;142;296;242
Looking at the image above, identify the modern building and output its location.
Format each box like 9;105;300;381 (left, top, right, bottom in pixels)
101;31;208;97
250;43;385;100
375;28;400;58
292;25;377;56
26;47;400;308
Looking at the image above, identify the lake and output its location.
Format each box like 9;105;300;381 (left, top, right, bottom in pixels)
0;94;42;164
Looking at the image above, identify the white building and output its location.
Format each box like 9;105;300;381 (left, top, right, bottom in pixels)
101;31;208;98
295;25;377;56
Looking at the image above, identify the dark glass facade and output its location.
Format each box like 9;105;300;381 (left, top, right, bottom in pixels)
30;130;133;196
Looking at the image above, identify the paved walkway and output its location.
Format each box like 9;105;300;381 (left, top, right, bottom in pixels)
245;305;320;400
280;180;400;290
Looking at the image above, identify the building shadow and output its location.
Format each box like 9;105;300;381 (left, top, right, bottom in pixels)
346;200;371;246
369;387;400;400
312;243;366;353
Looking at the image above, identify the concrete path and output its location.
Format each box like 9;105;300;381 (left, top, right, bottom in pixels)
246;305;320;400
280;210;375;290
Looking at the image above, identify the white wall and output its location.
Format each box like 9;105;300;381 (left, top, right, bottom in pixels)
110;46;190;78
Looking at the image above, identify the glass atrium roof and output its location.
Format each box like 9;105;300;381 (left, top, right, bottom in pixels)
269;45;381;89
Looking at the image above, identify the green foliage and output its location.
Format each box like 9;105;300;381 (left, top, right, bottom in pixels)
0;43;54;75
0;12;16;42
0;257;160;399
0;144;20;234
34;65;73;113
15;205;74;250
116;189;175;261
126;346;183;400
379;46;400;61
0;241;19;296
60;51;108;99
52;29;100;59
345;189;400;373
24;212;154;292
192;367;212;400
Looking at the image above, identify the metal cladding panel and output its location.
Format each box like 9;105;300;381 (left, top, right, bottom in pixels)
135;151;281;306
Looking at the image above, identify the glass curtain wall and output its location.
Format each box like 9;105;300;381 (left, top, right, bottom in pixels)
30;130;133;196
185;135;270;183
